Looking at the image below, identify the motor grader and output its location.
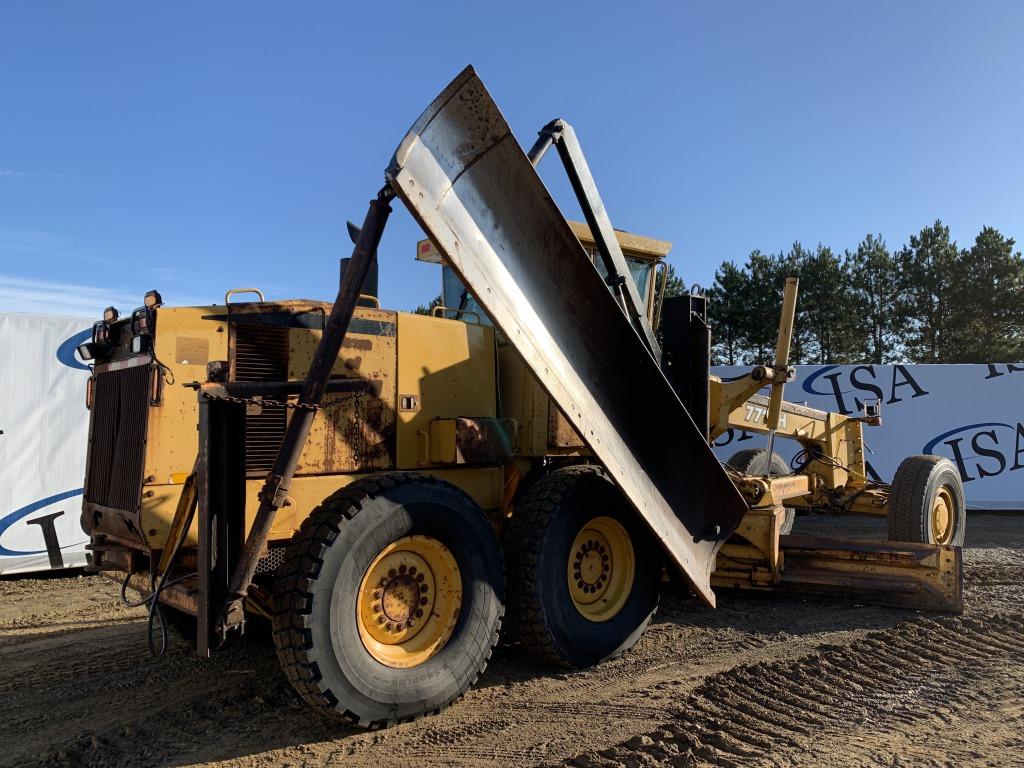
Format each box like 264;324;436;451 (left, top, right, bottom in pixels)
77;66;965;727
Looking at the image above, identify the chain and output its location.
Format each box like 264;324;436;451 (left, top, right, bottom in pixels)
197;390;354;412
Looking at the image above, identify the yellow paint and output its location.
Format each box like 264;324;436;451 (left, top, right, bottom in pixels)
288;307;397;473
141;466;505;548
566;516;635;622
145;306;226;491
356;535;462;668
395;312;496;469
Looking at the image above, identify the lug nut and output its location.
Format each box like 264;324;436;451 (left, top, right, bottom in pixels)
399;564;407;574
420;583;429;593
420;596;428;605
379;577;388;587
372;603;382;614
409;566;417;575
416;572;425;582
373;590;381;599
406;620;415;628
415;609;424;618
388;568;397;578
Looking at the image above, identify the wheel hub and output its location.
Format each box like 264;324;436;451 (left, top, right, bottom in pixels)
567;516;635;622
366;554;433;640
573;539;611;600
356;535;460;668
932;487;955;544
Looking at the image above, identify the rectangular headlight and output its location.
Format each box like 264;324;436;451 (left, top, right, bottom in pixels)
131;334;152;354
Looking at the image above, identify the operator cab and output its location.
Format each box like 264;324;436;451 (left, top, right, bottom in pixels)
415;220;672;324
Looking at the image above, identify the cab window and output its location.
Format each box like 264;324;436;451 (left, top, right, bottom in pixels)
440;253;654;326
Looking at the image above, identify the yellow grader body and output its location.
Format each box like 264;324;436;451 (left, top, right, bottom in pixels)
78;66;964;728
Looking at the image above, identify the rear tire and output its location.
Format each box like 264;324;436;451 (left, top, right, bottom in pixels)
726;448;796;534
504;465;661;669
888;455;966;545
272;473;504;727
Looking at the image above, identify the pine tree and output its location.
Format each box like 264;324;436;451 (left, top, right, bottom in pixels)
794;243;860;363
947;227;1024;362
741;250;787;365
707;261;749;365
848;234;900;363
413;295;442;315
897;221;960;363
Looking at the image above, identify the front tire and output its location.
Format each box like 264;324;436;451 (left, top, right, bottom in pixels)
888;455;966;545
504;465;661;669
272;473;504;727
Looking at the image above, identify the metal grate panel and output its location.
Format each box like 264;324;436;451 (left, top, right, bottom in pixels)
233;323;289;474
85;364;151;511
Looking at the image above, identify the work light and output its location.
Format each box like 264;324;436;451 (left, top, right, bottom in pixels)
131;306;153;335
92;320;111;346
144;290;163;309
103;306;119;323
76;342;96;361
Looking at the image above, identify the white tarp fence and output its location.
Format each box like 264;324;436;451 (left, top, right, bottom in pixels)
712;364;1024;511
0;312;93;574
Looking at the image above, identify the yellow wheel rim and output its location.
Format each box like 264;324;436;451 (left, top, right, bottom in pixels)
566;516;635;623
356;535;462;669
932;487;955;544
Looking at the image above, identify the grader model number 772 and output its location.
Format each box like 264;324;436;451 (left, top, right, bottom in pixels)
77;67;965;727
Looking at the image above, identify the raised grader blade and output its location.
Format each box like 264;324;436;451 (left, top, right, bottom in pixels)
386;66;748;606
386;66;962;614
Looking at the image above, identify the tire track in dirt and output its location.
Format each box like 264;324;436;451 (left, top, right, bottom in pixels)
5;514;1022;768
559;612;1024;767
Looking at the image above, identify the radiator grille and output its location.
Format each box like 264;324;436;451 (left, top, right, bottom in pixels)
234;324;289;474
85;364;151;511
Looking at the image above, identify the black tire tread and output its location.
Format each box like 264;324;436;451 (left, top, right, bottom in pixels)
504;465;657;669
271;472;503;728
888;454;964;544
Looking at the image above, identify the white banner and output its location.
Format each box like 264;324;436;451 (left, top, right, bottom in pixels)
712;364;1024;511
0;313;93;573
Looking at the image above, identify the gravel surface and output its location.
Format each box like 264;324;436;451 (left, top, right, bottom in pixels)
1;513;1021;767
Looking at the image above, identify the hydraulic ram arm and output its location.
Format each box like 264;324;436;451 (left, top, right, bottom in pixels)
527;120;661;358
215;188;394;635
386;66;748;606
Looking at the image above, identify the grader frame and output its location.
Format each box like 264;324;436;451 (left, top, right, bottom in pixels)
81;66;963;721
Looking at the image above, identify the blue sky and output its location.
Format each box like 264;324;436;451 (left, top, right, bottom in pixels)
1;2;1021;317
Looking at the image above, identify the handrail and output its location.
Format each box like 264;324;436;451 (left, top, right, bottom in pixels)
358;294;381;308
431;305;481;324
224;288;265;304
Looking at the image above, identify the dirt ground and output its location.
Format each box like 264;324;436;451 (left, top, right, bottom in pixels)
1;513;1022;768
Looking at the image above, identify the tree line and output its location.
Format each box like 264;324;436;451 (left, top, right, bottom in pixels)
698;220;1024;365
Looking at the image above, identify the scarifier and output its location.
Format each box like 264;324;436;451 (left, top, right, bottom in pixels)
77;66;965;727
